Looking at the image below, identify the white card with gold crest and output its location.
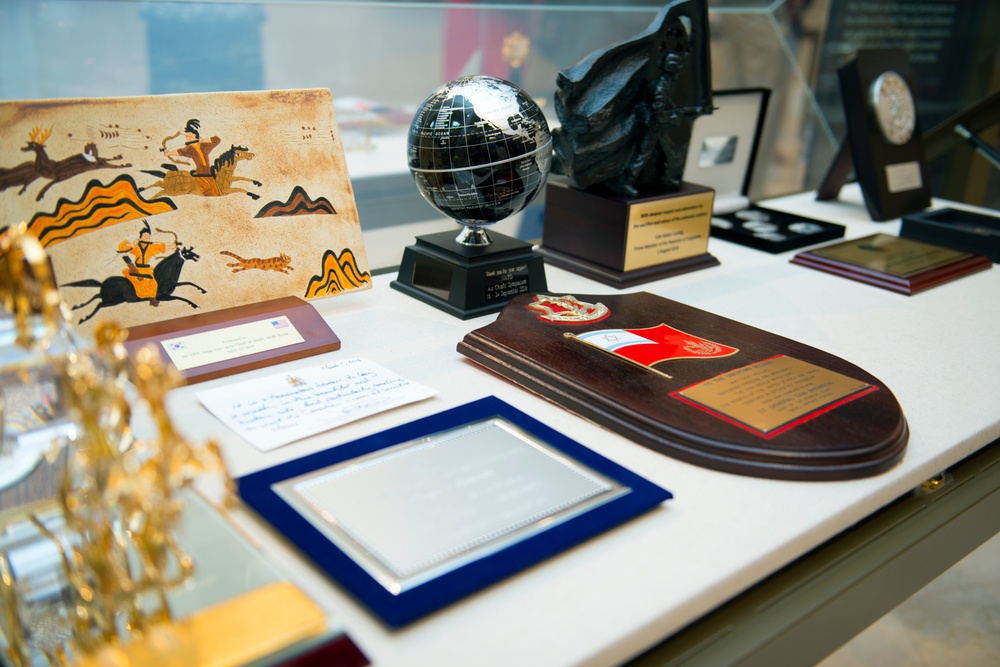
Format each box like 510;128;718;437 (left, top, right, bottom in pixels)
0;89;371;334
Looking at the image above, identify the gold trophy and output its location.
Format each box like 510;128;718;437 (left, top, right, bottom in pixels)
0;225;330;667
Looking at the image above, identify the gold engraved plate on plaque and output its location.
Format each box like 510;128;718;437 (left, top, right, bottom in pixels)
623;189;713;271
74;582;327;667
675;355;873;435
811;233;969;278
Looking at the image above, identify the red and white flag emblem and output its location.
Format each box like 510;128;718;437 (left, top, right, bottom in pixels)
575;324;738;369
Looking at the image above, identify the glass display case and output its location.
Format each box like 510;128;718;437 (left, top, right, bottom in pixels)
0;0;997;269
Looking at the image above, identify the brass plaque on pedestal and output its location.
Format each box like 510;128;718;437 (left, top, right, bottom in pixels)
539;178;718;287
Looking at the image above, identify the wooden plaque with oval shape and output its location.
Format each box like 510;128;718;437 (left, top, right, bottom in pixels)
458;292;908;481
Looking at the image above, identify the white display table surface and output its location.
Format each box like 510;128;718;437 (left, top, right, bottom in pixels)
164;188;1000;667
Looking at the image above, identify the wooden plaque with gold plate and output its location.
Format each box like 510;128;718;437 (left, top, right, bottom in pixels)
791;233;991;295
458;292;908;481
124;296;341;385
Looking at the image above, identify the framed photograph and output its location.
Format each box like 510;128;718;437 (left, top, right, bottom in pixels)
238;396;671;627
685;88;845;253
684;88;771;211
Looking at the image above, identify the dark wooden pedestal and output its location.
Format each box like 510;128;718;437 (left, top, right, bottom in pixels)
539;178;718;287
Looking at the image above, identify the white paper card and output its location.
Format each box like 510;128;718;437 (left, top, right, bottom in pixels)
273;418;626;593
196;357;437;451
162;316;305;371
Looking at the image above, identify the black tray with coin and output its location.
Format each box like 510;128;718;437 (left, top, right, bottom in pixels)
710;206;845;254
683;89;845;253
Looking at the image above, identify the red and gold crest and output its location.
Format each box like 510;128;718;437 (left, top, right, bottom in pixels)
526;295;610;324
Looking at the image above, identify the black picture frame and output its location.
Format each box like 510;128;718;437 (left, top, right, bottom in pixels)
685;88;845;253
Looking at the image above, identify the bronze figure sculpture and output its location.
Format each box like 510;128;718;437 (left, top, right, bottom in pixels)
552;0;713;197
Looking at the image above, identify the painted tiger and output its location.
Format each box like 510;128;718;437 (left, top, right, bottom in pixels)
219;250;294;274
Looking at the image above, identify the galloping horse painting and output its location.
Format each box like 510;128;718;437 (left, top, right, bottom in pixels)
141;144;263;200
0;89;371;335
65;227;206;325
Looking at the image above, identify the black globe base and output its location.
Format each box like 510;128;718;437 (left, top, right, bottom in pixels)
391;230;548;320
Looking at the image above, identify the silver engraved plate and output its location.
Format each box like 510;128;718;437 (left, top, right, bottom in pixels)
273;418;628;594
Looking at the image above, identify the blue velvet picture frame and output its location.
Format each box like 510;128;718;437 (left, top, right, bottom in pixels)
237;396;672;628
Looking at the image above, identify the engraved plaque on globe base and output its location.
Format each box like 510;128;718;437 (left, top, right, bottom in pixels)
539;178;719;288
392;76;551;319
393;231;547;320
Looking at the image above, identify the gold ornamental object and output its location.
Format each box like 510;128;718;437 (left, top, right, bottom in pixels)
0;224;275;666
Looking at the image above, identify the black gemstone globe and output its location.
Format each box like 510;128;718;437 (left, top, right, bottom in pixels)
407;75;552;245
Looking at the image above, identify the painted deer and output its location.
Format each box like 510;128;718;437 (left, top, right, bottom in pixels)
0;126;132;200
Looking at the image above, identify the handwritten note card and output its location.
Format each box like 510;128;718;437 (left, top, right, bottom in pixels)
196;358;437;451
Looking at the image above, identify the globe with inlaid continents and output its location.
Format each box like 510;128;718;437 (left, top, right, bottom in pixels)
406;75;552;246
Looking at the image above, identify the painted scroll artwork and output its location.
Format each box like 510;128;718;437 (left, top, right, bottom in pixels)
0;89;371;335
